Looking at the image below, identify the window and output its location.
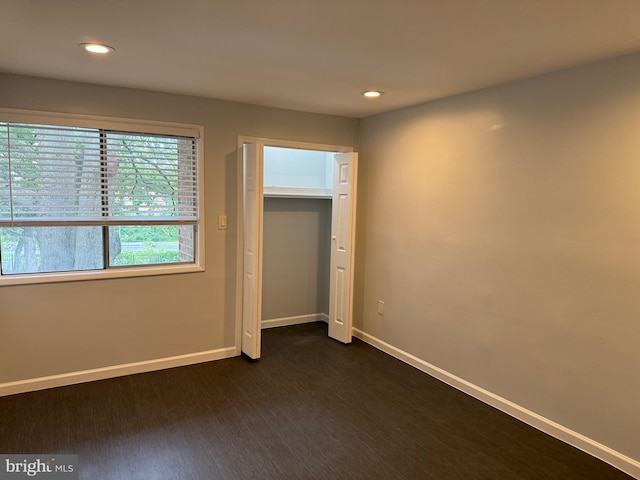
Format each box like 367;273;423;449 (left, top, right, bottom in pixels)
0;110;203;284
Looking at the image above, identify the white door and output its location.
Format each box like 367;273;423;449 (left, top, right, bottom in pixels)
241;143;263;359
329;152;358;343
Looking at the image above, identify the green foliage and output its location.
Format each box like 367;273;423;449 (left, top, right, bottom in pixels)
111;248;180;266
115;225;178;243
0;228;20;251
1;226;183;273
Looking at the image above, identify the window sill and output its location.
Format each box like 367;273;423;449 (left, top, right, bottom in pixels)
0;263;205;287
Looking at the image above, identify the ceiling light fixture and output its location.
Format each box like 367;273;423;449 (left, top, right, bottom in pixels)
362;90;384;98
79;43;115;54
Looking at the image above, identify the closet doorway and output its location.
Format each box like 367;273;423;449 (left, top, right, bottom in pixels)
237;138;357;359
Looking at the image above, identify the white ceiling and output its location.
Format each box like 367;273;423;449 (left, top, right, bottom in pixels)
2;0;640;118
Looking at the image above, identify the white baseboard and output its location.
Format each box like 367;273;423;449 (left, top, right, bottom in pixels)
262;313;328;329
352;328;640;479
0;346;237;398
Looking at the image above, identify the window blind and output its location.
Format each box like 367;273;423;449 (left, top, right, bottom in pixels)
0;122;198;227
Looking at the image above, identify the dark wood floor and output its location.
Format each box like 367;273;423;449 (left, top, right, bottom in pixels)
0;322;632;479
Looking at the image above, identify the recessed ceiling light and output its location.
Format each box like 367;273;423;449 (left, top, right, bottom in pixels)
79;43;115;54
362;90;384;98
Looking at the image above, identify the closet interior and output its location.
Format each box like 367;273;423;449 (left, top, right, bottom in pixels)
261;146;335;329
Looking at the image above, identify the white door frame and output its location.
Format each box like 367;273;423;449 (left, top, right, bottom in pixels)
235;136;354;356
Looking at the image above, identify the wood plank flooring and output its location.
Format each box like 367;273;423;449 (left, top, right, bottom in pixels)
0;322;633;479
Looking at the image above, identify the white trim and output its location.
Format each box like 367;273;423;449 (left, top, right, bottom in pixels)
352;328;640;479
0;107;202;138
196;131;206;271
261;313;328;329
237;136;354;154
0;264;205;287
0;347;236;397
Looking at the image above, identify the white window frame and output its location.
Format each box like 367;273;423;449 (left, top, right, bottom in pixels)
0;108;205;286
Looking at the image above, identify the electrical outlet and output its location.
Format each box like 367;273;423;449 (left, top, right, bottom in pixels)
378;300;385;315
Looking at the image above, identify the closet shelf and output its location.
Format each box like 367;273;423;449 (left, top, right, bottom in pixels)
264;187;332;199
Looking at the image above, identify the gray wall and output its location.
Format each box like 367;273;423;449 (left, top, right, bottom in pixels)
356;52;640;462
0;73;358;384
2;54;639;468
262;198;331;320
